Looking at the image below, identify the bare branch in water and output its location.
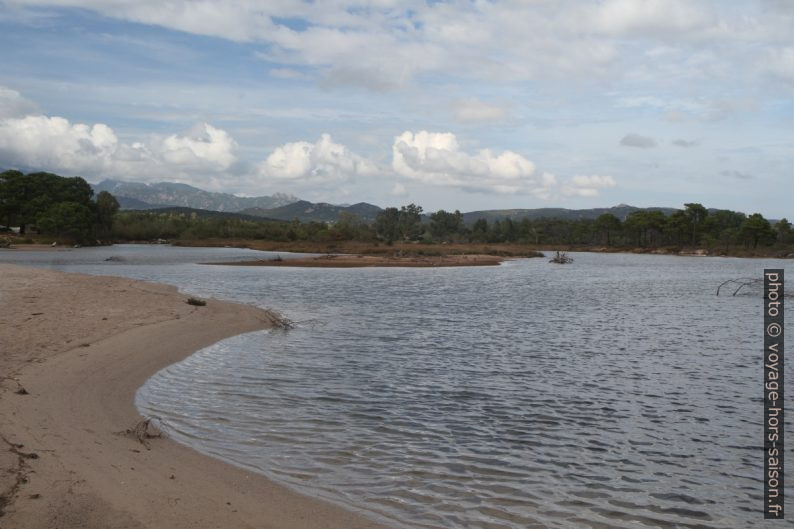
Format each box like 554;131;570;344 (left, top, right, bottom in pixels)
716;277;764;296
549;251;574;264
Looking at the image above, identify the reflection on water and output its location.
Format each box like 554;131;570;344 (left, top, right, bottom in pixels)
2;245;791;528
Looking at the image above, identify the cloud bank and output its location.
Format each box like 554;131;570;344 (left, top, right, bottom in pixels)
0;87;617;200
392;130;538;194
391;130;614;199
10;0;794;90
0;87;238;188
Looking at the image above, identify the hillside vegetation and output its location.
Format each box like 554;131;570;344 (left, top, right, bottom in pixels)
3;171;792;257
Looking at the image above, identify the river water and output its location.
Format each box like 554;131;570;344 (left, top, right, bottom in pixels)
2;245;790;528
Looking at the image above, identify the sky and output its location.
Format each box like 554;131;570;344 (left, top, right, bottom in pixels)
0;1;792;217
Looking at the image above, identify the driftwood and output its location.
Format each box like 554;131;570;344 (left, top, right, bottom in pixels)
124;419;162;449
549;251;574;264
186;297;207;306
269;311;295;330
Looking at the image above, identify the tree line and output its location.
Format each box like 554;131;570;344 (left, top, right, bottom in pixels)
112;202;790;252
369;203;790;250
0;170;119;242
1;169;790;252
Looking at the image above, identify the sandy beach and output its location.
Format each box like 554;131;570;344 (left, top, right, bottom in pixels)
0;263;389;529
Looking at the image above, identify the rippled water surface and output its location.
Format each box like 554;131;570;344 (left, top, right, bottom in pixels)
3;245;791;528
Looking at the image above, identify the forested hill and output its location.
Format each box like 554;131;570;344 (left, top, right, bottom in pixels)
241;200;383;222
462;204;678;224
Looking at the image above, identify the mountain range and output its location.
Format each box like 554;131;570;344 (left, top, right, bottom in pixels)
92;179;685;224
92;180;298;212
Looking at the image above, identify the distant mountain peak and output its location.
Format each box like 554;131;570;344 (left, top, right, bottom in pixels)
91;179;299;212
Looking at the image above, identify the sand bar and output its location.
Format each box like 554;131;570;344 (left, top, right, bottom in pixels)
211;253;506;267
0;263;390;529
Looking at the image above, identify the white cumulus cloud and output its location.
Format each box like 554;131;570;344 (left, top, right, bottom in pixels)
0;88;238;187
258;133;375;184
0;115;119;173
392;130;544;195
158;123;236;170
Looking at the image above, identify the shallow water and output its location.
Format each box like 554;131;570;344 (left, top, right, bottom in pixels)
3;245;791;528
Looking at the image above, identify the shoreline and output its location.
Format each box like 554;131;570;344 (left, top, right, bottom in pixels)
0;264;390;529
173;239;794;259
3;241;793;260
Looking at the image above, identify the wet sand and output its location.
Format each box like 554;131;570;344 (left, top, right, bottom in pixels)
0;263;390;529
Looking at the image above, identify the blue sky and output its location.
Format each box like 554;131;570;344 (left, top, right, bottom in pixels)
0;1;792;217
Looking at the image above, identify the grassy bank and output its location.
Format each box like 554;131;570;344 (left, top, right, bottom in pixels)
3;234;792;259
171;239;548;258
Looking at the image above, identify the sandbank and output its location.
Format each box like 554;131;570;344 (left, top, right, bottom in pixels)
0;263;389;528
210;253;506;267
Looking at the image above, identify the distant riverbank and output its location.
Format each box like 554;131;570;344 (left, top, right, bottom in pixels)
2;237;792;260
177;239;794;260
210;253;514;267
